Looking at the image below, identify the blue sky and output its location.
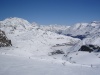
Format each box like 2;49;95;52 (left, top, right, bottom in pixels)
0;0;100;25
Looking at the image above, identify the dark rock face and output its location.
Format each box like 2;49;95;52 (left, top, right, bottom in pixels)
48;50;64;56
79;44;100;53
0;30;12;47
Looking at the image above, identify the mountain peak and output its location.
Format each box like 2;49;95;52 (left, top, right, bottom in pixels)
90;21;100;26
3;17;31;26
0;17;32;30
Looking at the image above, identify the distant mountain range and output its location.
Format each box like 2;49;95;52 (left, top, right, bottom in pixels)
40;21;100;40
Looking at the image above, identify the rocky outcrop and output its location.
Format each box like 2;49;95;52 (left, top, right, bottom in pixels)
0;30;12;47
48;50;64;56
78;44;100;53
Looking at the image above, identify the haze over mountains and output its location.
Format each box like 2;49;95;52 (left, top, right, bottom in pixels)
0;17;100;75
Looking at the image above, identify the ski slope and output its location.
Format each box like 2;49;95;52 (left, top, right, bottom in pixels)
0;54;100;75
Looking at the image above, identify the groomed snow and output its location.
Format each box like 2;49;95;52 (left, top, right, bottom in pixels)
0;54;100;75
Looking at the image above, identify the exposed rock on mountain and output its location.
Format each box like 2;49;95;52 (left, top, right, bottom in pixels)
0;30;12;47
79;44;100;53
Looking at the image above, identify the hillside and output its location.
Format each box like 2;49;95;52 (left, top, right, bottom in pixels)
0;17;79;60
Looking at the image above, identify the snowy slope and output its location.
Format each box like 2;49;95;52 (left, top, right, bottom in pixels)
63;37;100;65
0;17;79;60
38;21;100;65
0;54;100;75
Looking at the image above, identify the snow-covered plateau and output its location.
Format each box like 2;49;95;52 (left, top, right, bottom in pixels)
0;17;100;75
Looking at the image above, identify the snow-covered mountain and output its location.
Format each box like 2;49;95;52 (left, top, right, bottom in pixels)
40;21;100;40
40;24;70;34
60;21;100;65
0;17;79;59
0;17;100;75
62;21;100;38
38;20;100;65
0;17;32;30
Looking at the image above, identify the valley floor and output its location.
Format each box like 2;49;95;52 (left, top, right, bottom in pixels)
0;54;100;75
